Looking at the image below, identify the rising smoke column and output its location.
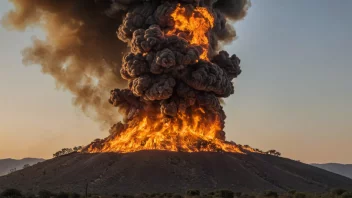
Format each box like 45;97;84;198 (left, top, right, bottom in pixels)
88;0;249;153
1;0;134;125
2;0;250;152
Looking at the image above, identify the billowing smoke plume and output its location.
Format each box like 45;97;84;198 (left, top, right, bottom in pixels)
2;0;250;149
1;0;132;125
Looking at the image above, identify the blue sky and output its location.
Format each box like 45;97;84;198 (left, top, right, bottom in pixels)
0;0;351;163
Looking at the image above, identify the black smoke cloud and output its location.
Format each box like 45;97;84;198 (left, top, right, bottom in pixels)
2;0;249;138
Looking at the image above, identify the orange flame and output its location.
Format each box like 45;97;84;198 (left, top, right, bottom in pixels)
167;4;214;60
87;108;244;153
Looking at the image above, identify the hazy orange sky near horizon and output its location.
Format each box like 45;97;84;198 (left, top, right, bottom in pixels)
0;0;351;163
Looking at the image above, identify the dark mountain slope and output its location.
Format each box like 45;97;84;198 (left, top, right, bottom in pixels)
0;151;351;194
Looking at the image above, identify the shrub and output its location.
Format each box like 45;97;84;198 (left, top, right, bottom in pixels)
262;191;278;198
294;192;306;198
38;190;52;198
331;188;347;196
213;190;234;198
288;190;296;195
341;192;352;198
69;193;80;198
150;193;160;197
186;190;200;196
0;189;22;198
56;192;69;198
135;193;149;198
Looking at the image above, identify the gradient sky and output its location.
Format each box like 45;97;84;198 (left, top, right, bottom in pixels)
0;0;351;163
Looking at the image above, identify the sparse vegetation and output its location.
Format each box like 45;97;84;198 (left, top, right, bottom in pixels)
186;190;200;196
53;146;83;158
211;190;235;198
1;189;352;198
293;192;306;198
341;192;352;198
262;191;278;198
266;150;281;157
331;188;348;196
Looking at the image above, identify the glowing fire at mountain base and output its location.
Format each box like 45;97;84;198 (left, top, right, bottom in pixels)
86;108;248;153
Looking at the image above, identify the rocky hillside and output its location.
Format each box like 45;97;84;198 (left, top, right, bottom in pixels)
0;151;351;194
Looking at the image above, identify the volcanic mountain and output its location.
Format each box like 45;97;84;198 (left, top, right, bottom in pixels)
2;1;352;195
1;151;352;194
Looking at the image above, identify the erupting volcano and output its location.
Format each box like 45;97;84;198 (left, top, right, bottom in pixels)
86;0;249;153
2;0;251;154
4;1;352;194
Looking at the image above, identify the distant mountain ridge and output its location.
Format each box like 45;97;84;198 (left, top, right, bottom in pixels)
0;158;45;176
312;163;352;179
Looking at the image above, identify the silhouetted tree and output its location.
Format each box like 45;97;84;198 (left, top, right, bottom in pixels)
254;148;264;153
53;146;84;158
73;146;83;152
266;150;281;157
53;148;74;158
